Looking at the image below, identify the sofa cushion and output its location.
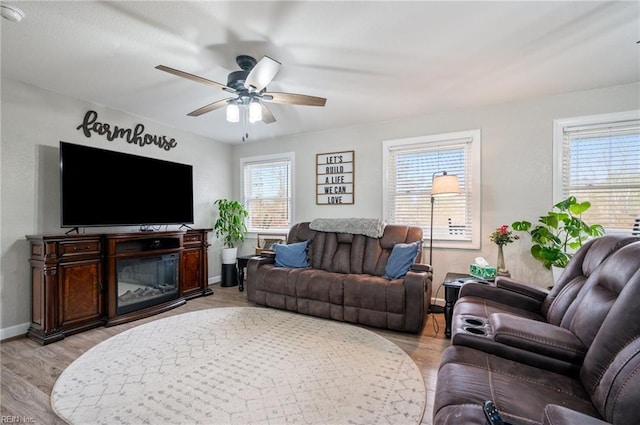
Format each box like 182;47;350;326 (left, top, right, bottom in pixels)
433;345;599;425
274;240;310;268
542;234;639;324
383;241;420;279
542;405;610;425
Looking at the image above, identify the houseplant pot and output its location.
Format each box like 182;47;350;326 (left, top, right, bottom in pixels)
512;196;604;280
221;247;238;265
213;199;249;283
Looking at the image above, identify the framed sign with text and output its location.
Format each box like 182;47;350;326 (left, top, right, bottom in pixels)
316;150;354;205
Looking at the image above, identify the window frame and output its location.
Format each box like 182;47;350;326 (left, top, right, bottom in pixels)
552;110;640;234
240;152;295;234
382;129;481;249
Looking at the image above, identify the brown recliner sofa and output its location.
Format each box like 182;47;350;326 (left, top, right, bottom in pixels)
451;234;640;374
453;235;638;326
433;237;640;425
246;222;432;333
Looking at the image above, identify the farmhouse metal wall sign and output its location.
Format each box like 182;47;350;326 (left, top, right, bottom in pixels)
76;110;178;151
316;150;354;205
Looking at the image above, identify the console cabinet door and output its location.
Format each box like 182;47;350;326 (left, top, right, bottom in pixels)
181;229;212;299
181;248;202;297
58;259;103;328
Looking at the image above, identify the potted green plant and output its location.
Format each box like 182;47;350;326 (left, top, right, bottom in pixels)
512;196;604;279
213;199;249;264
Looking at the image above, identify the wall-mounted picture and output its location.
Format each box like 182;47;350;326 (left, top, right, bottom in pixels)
316;150;354;205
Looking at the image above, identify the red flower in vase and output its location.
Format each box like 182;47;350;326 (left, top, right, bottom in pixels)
489;225;519;246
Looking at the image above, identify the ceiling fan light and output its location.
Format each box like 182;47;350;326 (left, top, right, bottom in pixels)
226;102;239;123
249;100;262;123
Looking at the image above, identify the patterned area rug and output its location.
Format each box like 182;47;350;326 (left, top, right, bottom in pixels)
51;307;426;424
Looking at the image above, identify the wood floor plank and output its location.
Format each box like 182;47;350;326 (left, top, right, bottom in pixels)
1;366;66;425
1;285;448;424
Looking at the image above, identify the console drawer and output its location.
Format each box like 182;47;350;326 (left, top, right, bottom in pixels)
184;232;203;243
184;232;204;249
59;240;102;258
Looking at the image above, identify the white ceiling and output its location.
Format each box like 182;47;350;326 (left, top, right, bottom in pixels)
2;1;639;144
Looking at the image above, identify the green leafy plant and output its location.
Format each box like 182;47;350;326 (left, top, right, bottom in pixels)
213;199;249;248
512;196;604;269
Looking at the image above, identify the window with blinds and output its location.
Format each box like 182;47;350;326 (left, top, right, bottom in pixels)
554;111;640;234
241;153;293;232
383;130;481;248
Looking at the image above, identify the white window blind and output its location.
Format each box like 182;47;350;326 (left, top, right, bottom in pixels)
383;130;480;248
241;154;293;232
557;114;640;233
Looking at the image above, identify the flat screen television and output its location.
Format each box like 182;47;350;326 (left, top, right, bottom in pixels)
60;141;194;227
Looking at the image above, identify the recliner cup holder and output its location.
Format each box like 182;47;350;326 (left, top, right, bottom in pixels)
463;318;485;326
463;326;487;336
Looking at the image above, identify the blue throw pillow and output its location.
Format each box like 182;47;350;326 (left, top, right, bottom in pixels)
274;240;310;268
383;241;421;279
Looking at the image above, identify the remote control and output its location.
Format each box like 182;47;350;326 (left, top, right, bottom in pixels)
483;401;504;425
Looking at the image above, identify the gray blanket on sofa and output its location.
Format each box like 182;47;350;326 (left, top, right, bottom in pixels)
309;218;386;238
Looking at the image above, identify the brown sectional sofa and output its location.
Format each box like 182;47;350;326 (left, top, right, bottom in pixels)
451;234;640;375
433;235;640;425
246;222;432;333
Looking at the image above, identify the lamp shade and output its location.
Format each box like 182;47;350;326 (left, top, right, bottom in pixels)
249;99;262;123
432;173;460;197
226;102;240;123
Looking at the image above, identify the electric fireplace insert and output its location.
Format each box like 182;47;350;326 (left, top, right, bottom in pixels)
116;253;179;316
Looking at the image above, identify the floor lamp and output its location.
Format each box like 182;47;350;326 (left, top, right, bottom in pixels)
429;171;460;266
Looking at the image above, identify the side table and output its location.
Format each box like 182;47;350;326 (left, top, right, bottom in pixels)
443;272;468;338
237;254;259;292
442;272;492;338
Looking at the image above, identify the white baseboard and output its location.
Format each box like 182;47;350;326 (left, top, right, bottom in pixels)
209;275;220;285
0;322;30;341
431;297;445;307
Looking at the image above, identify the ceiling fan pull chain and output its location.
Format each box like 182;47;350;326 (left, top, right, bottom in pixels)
242;104;249;142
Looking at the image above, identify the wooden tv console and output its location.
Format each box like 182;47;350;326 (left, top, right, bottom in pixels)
26;229;213;345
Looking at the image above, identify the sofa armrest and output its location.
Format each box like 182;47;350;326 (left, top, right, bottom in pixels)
459;282;546;313
542;405;609;425
496;276;549;303
410;263;432;273
490;313;587;364
403;268;432;333
246;255;275;301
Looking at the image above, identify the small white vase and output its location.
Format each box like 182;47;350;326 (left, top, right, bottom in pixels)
221;247;238;264
497;245;509;275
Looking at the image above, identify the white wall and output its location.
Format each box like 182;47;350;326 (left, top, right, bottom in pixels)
0;79;233;337
232;82;640;305
2;79;638;337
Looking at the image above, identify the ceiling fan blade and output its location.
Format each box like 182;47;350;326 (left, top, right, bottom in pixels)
260;102;276;124
156;65;235;93
244;56;281;92
187;98;233;117
264;92;327;107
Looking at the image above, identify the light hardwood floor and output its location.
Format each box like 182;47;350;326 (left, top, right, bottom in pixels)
1;286;449;425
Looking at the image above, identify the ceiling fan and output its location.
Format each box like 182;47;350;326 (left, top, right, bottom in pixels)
156;55;327;141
